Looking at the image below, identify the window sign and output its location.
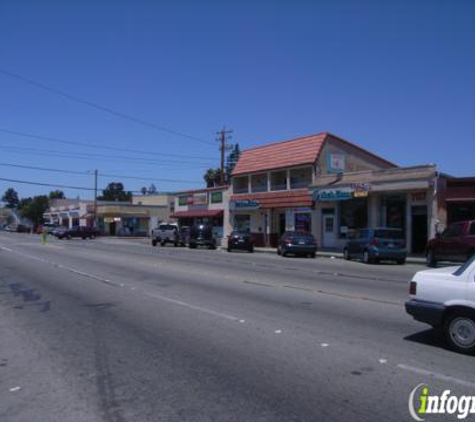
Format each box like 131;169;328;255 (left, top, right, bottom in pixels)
193;193;208;205
178;195;189;206
327;152;346;173
210;191;223;204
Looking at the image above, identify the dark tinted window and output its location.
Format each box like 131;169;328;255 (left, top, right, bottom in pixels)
159;224;177;231
470;223;475;236
374;229;403;239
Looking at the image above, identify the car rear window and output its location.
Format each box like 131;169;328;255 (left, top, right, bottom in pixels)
159;224;177;230
374;229;403;239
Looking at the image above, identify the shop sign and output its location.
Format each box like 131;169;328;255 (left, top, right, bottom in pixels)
178;195;193;206
327;152;346;173
230;200;260;210
411;192;426;202
193;193;208;205
353;191;368;198
313;189;352;202
210;191;223;204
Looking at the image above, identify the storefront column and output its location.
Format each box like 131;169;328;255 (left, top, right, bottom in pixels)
368;195;379;228
427;181;439;238
406;193;412;254
266;209;271;247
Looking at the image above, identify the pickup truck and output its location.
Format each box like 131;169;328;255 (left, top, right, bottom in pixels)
151;223;184;247
426;220;475;267
405;255;475;354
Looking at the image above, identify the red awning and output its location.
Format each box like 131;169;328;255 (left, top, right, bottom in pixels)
170;210;223;219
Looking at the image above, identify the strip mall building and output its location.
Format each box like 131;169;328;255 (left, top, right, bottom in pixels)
223;132;468;254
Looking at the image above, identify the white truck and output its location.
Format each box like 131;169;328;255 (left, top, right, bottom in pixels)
405;255;475;354
151;223;184;247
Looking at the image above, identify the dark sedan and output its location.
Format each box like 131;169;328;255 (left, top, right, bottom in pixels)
227;231;254;253
277;231;317;258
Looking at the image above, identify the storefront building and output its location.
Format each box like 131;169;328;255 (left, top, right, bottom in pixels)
44;199;170;236
310;165;438;254
438;177;475;227
225;132;395;247
170;186;228;242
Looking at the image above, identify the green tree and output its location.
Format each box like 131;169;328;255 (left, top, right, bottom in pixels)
18;195;49;227
2;188;19;208
49;190;65;199
203;168;223;188
98;182;132;202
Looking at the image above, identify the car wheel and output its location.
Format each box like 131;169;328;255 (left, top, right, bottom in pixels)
343;248;350;260
363;250;372;264
90;234;96;239
396;258;406;265
227;247;232;252
445;313;475;355
249;246;254;253
152;239;157;247
82;236;86;240
426;249;437;267
66;234;72;240
277;247;281;255
282;250;288;257
174;242;178;247
310;252;316;259
160;242;165;247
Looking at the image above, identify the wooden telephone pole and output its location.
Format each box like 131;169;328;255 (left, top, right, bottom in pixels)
216;127;233;185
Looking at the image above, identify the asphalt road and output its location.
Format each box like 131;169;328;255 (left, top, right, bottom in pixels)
1;232;474;422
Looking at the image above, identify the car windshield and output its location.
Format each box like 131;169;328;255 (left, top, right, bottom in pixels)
374;229;403;239
159;225;177;230
453;254;475;276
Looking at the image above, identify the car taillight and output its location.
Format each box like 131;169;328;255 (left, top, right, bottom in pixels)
371;237;379;246
409;281;417;295
284;238;292;244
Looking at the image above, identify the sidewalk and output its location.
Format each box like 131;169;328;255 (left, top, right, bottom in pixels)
251;246;426;265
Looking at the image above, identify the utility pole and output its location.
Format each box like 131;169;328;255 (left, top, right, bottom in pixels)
216;127;233;185
94;169;98;227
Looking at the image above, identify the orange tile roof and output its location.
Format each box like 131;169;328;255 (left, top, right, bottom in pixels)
232;134;327;176
232;132;396;176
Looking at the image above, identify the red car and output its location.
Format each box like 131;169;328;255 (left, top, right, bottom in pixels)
426;220;475;266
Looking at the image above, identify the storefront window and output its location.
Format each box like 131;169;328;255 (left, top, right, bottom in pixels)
383;195;406;230
271;171;287;191
234;176;249;194
234;214;251;232
295;213;311;232
339;199;368;237
290;167;312;189
251;174;268;192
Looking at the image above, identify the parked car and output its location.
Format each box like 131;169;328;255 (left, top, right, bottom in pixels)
426;220;475;267
277;231;317;258
55;226;99;240
151;223;184;247
343;228;406;264
227;231;254;253
189;224;216;249
405;254;475;354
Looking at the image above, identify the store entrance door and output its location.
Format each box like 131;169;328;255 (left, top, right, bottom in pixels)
322;214;337;249
411;206;427;254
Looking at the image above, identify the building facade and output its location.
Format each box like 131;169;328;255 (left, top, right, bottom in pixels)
170;186;228;242
224;132;395;247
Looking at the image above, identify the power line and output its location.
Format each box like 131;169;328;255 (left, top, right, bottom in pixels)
0;162;203;184
0;176;179;194
0;67;215;146
0;144;211;168
0;127;215;161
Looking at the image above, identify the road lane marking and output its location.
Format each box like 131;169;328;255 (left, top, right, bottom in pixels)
141;290;241;322
0;246;119;287
397;364;475;389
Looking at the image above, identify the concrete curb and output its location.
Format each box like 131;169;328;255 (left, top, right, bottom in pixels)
246;247;426;265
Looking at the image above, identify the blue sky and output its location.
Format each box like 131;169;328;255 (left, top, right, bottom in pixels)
1;0;474;200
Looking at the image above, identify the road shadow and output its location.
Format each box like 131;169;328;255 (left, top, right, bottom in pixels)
403;328;449;351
